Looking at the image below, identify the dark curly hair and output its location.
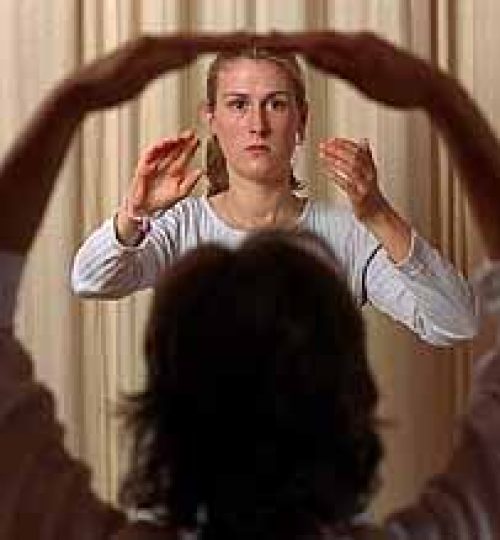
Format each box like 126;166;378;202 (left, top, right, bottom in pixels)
120;230;382;539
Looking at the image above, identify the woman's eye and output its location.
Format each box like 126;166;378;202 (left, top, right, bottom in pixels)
268;99;289;111
227;99;247;111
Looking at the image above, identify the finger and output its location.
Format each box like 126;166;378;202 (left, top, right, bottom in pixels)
143;139;184;166
256;31;354;54
179;168;204;195
198;32;253;52
168;135;201;174
320;139;373;171
154;132;197;171
140;161;161;178
321;155;358;183
320;144;372;183
288;32;361;80
162;32;254;55
325;168;354;195
320;143;358;169
320;137;359;155
139;134;193;169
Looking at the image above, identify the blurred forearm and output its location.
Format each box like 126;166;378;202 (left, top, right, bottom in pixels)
0;77;86;254
427;71;500;259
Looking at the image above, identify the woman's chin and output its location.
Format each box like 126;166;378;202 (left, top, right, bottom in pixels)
235;163;287;186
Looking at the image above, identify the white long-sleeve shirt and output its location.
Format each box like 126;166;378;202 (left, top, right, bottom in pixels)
72;196;478;346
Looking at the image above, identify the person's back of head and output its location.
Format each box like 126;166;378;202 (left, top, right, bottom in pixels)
120;230;382;539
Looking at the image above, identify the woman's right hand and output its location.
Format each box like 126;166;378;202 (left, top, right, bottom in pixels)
116;130;202;243
128;130;202;215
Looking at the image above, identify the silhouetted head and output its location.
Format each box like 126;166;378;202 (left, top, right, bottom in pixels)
121;229;382;539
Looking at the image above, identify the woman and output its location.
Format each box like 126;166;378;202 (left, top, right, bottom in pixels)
71;46;478;346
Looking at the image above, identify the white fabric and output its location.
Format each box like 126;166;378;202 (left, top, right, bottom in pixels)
72;195;478;346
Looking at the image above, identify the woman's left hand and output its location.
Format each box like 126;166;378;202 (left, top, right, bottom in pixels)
319;137;387;222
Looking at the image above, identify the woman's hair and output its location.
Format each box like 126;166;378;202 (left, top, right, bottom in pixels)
120;230;382;539
205;48;307;196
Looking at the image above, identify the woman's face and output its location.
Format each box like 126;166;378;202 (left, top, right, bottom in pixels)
208;58;307;186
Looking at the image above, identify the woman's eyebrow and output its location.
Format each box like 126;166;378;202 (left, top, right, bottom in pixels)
221;90;293;99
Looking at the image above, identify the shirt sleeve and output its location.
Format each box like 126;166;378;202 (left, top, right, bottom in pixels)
361;228;479;346
383;261;500;538
71;213;180;299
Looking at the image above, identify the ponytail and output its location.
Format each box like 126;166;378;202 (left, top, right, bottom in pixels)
205;135;229;196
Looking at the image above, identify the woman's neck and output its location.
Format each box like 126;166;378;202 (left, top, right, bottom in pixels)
210;175;303;230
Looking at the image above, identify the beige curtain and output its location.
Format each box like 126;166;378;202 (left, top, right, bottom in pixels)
1;0;497;519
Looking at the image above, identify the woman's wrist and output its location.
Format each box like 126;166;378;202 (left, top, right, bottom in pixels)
115;198;150;246
361;201;412;263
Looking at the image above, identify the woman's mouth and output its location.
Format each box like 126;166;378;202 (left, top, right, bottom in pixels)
245;144;270;154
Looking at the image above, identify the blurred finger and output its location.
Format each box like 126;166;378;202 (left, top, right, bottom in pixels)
321;138;373;171
140;135;190;168
256;31;354;54
327;168;353;194
321;154;357;183
320;142;357;169
179;168;204;194
168;135;200;173
168;32;254;54
320;137;359;155
154;132;196;170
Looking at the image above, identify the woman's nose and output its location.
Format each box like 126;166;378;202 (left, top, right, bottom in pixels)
248;103;269;135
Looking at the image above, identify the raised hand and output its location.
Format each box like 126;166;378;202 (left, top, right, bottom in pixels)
116;130;203;244
319;138;386;221
257;31;436;109
126;130;202;217
319;136;411;261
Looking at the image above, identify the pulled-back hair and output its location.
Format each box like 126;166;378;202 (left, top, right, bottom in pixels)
120;230;382;538
205;48;307;196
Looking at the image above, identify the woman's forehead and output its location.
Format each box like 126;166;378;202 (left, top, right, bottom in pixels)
216;57;295;92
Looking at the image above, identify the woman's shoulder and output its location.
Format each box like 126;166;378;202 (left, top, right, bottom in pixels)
153;196;212;231
306;197;354;217
153;195;242;248
302;198;358;234
157;195;206;218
